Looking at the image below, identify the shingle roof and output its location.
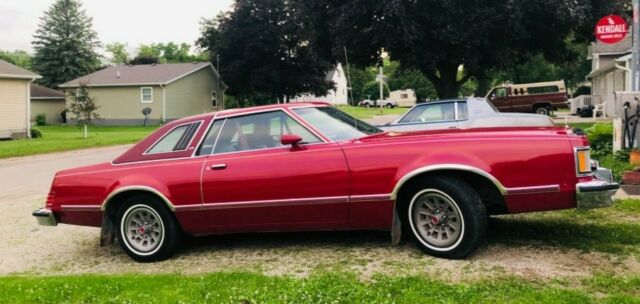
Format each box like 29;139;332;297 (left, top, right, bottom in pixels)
30;84;65;100
59;62;222;88
0;59;41;79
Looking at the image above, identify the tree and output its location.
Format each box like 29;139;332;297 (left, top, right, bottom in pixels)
105;42;129;65
197;0;334;106
32;0;101;87
129;43;207;64
0;50;33;69
323;0;616;99
66;85;100;138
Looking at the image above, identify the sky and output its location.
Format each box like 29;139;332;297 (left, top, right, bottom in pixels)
0;0;234;54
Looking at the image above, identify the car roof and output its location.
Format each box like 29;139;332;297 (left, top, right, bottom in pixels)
170;102;330;124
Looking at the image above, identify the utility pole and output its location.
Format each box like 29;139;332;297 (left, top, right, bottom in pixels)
376;66;386;113
634;0;640;90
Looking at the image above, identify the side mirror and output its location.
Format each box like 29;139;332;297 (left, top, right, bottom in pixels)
281;134;303;147
489;94;496;100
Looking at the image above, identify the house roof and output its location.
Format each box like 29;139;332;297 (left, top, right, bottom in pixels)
0;59;41;80
59;62;227;88
30;84;65;100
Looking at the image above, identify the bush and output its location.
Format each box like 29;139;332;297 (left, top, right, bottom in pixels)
30;128;42;138
35;114;46;126
585;122;613;158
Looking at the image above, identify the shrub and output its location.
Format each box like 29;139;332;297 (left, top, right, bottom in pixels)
585;122;613;158
35;114;46;126
30;128;42;138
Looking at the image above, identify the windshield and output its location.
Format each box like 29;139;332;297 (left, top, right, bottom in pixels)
292;107;382;141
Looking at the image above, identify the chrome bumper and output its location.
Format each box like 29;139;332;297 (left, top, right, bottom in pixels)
32;208;57;226
576;179;619;209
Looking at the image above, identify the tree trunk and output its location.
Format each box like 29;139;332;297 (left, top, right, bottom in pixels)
474;73;490;97
434;64;461;99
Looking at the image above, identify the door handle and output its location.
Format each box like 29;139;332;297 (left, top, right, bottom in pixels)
210;164;227;170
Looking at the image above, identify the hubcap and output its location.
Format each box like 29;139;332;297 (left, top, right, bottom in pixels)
411;190;463;248
123;205;164;254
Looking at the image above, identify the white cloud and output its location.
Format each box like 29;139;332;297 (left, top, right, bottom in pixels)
0;0;233;53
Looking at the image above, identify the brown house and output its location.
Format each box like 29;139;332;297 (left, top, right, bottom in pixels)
0;59;41;138
59;62;227;125
30;84;66;124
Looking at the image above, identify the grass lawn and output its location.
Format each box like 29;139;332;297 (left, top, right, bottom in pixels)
0;125;158;159
1;272;638;303
337;105;408;119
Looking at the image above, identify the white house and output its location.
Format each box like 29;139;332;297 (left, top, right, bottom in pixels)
292;63;348;105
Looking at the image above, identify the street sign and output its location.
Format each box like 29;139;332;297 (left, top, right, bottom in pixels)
595;15;628;44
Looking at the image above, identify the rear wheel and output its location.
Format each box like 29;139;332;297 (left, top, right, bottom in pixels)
401;176;486;259
535;106;550;115
385;103;394;108
116;195;180;262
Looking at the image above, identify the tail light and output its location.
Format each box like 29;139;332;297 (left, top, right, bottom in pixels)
46;191;55;207
575;147;592;175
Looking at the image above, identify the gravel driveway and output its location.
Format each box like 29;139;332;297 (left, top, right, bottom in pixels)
1;138;638;283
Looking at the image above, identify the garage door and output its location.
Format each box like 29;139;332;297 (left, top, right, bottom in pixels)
0;79;28;138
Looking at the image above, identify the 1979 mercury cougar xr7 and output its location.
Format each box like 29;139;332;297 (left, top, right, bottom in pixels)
33;102;619;261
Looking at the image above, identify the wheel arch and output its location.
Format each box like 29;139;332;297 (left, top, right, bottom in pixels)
532;101;552;110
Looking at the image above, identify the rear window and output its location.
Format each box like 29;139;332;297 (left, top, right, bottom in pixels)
146;122;201;154
527;86;559;95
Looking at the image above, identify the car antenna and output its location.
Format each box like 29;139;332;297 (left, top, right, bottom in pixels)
344;46;357;130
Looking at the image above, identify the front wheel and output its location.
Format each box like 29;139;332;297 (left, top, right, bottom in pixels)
116;195;180;262
385;103;394;108
402;176;486;259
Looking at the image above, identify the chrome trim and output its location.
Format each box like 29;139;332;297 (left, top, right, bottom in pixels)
60;204;102;211
390;164;507;200
101;186;175;211
175;195;349;211
189;112;218;157
349;194;393;202
504;184;561;195
209;118;227;155
32;208;57;226
574;146;592;177
143;120;204;155
576;179;619;209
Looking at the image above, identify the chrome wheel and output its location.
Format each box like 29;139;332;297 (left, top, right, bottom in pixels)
410;189;464;250
121;204;165;255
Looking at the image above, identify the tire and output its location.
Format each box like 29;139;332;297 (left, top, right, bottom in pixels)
400;176;486;259
116;195;180;262
385;103;394;108
535;106;550;115
365;103;371;108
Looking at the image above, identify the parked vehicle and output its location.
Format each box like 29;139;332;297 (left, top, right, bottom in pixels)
390;89;417;107
33;102;617;262
378;98;553;132
486;80;569;115
359;99;396;108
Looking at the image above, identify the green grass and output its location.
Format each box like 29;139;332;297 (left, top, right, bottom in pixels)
0;125;158;159
1;272;638;303
337;105;408;119
554;122;596;130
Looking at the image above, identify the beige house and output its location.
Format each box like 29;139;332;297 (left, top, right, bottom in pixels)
59;62;227;125
0;59;41;138
30;84;66;124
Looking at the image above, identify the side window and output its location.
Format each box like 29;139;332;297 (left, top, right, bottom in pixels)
399;103;456;123
146;122;201;154
196;120;225;156
213;111;321;154
495;88;507;98
457;102;468;120
527;86;559;95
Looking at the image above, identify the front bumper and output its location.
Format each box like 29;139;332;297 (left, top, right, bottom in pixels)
576;178;619;209
32;208;58;226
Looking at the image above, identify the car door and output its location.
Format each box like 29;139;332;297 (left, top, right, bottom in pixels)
488;87;511;112
198;110;350;232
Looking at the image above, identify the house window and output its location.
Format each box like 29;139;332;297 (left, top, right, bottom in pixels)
141;87;153;103
75;88;87;102
211;91;217;108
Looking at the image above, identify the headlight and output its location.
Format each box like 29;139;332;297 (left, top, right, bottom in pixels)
575;147;592;175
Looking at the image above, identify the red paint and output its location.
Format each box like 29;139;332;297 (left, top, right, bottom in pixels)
595;15;628;44
41;103;596;235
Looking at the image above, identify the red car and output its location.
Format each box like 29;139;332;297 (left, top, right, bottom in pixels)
33;102;618;261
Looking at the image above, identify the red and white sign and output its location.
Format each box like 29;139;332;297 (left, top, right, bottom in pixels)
595;15;628;44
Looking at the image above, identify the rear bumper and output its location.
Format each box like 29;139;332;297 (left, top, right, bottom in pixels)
32;208;58;226
576;179;619;209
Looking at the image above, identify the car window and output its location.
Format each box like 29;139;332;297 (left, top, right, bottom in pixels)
213;111;321;154
495;87;508;97
147;122;201;154
293;107;381;141
399;103;456;123
196;120;225;156
457;102;468;120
